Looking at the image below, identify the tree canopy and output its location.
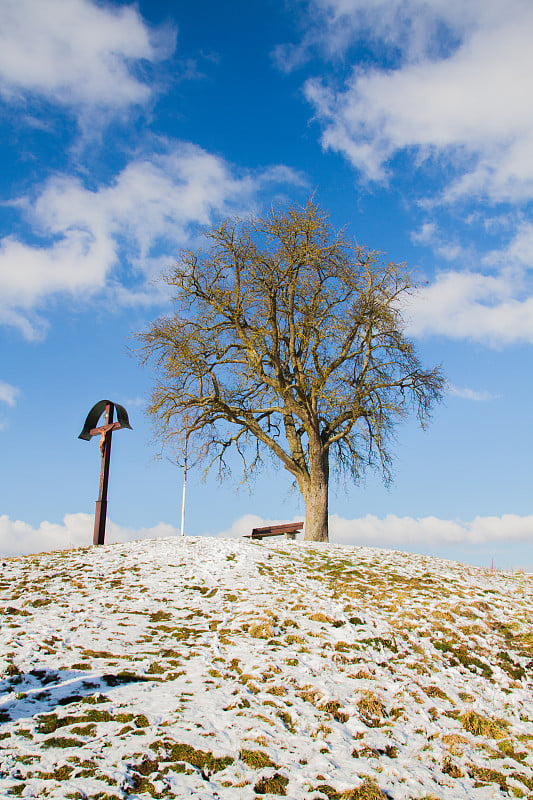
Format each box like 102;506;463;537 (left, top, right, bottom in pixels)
138;200;445;541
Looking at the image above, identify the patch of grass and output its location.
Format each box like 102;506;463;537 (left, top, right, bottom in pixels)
37;708;113;733
286;634;303;645
312;784;342;799
469;765;508;791
82;694;110;705
442;758;463;777
441;734;468;756
249;622;275;638
342;777;389;799
147;662;165;674
497;651;526;680
239;748;278;769
115;712;134;723
42;736;82;749
254;772;289;795
7;786;25;797
132;756;159;775
267;685;287;696
38;765;74;780
357;692;387;726
310;613;334;624
460;710;508;739
149;610;172;622
31;597;51;607
3;607;29;617
498;739;527;762
510;773;533;791
70;723;97;736
278;710;296;732
425;685;451;701
433;640;492;678
166;742;233;774
359;637;398;653
319;700;350;723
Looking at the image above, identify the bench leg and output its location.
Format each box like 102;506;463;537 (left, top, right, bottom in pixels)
284;532;296;540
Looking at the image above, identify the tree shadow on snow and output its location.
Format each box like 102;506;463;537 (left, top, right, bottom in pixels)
0;666;150;725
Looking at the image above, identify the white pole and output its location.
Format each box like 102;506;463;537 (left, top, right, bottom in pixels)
180;454;187;537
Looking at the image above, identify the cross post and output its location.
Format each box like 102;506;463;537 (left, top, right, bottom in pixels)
92;402;114;545
78;400;132;546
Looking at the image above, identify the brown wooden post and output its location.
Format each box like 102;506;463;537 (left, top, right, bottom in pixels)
93;402;113;545
78;399;132;547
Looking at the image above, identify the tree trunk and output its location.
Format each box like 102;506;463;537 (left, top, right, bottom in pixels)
302;450;329;542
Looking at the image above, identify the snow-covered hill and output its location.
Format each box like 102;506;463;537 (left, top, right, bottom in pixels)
1;537;532;799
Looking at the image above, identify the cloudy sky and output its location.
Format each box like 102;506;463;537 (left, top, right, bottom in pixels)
1;0;532;568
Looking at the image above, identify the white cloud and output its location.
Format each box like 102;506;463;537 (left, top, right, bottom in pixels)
0;0;174;115
0;513;178;557
281;0;533;347
329;512;533;548
447;384;499;402
405;263;533;345
219;512;533;549
0;380;20;406
2;510;533;558
278;0;486;68
410;222;466;262
303;0;533;203
0;142;303;339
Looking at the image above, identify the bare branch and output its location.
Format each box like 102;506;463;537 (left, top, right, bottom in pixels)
136;198;445;541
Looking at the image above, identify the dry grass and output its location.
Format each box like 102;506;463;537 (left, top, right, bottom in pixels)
460;710;508;740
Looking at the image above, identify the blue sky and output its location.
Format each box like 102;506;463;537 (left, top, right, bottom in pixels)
1;0;532;568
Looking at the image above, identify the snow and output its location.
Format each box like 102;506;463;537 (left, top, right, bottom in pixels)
1;536;532;799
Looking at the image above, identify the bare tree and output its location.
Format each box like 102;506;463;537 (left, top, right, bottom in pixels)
137;200;444;541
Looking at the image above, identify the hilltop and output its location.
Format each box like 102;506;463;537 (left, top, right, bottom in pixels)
0;537;532;799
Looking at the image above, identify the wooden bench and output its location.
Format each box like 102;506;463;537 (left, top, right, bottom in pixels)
245;522;304;541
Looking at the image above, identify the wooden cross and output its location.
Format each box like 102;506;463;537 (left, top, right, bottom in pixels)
79;400;132;546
